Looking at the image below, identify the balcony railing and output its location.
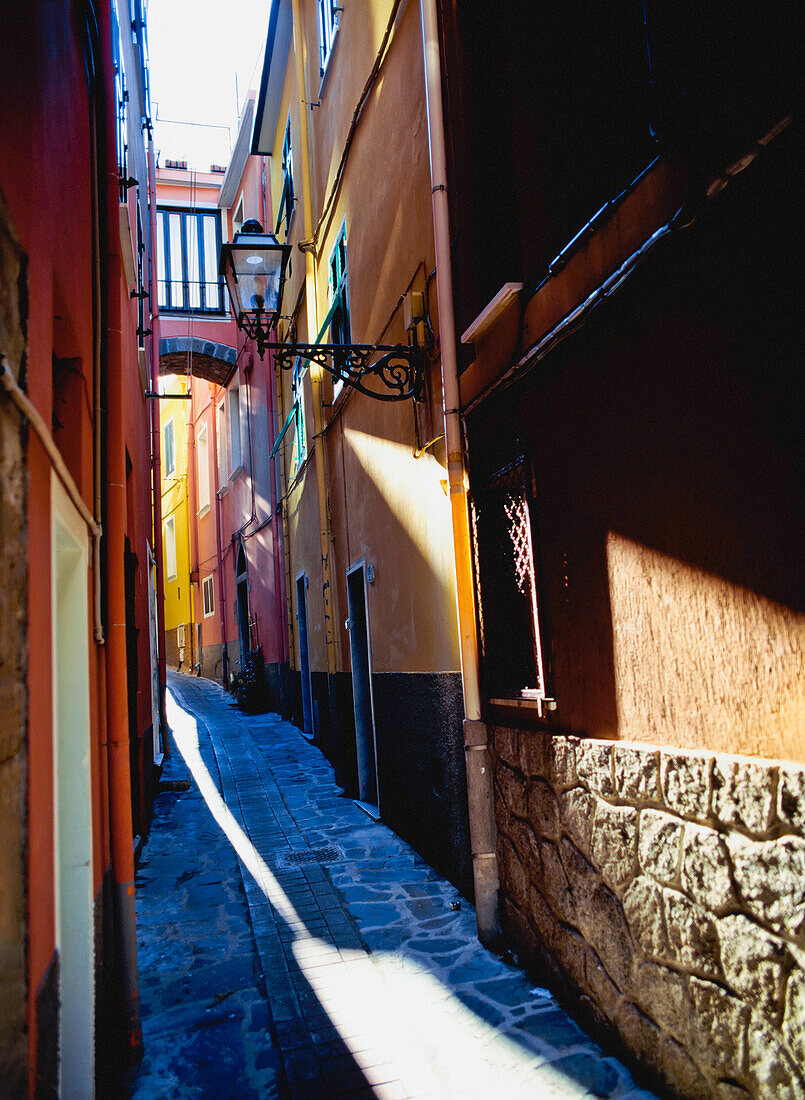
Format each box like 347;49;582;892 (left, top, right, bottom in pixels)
158;278;225;315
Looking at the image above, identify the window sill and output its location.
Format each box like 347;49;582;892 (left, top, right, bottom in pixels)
229;464;245;482
158;309;229;320
217;485;229;497
489;696;557;717
197;504;210;519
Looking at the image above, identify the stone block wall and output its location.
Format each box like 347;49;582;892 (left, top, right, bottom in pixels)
491;727;805;1099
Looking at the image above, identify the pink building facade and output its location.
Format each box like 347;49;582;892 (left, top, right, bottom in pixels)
156;115;288;704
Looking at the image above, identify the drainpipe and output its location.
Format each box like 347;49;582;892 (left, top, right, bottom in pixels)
267;354;290;668
99;0;142;1045
147;138;168;752
186;381;199;669
275;361;297;676
291;0;337;679
89;89;105;648
210;395;229;685
419;0;500;945
261;155;291;673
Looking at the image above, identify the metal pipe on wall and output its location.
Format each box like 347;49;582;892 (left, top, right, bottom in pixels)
260;152;290;669
89;80;105;648
147;138;168;748
419;0;501;945
210;394;229;685
97;0;142;1054
291;0;337;680
98;8;142;1051
267;355;290;667
186;381;199;669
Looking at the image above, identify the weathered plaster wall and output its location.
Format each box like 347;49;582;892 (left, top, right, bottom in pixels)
330;382;459;675
492;727;805;1098
474;136;802;763
0;188;28;1097
606;534;803;760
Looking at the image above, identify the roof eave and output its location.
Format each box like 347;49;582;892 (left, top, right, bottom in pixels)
218;97;255;210
251;0;293;157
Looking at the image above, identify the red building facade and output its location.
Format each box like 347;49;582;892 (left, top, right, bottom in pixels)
0;2;163;1093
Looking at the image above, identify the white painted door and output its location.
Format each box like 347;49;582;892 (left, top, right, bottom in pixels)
51;474;94;1098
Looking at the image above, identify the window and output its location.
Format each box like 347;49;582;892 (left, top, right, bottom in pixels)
216;401;228;484
111;3;128;197
157;207;224;313
317;0;339;75
328;225;351;345
290;362;308;476
228;381;243;473
163;417;175;476
328;224;350;399
164;515;177;581
202;574;215;618
471;450;550;707
276;117;294;235
197;424;210;512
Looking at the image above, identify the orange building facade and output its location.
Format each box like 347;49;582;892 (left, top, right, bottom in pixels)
1;2;164;1093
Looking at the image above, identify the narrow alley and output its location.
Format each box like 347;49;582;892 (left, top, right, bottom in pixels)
2;2;801;1097
129;674;656;1100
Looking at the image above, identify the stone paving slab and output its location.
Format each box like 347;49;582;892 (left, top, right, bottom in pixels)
153;672;659;1100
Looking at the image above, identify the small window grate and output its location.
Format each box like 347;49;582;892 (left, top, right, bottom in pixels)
471;453;549;699
275;846;343;868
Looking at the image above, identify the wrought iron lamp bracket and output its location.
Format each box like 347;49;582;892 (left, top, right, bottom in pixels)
267;342;423;402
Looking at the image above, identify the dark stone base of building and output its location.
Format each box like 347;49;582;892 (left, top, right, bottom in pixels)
307;671;358;796
163;625;195;673
290;667;472;899
93;866;128;1098
372;672;473;900
263;660;295;723
197;641;226;684
130;723;161;838
34;952;59;1099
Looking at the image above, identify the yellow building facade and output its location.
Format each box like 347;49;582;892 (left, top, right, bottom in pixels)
251;0;471;892
159;374;195;670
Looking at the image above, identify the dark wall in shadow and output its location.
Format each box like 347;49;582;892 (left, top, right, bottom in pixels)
469;129;802;757
373;671;473;900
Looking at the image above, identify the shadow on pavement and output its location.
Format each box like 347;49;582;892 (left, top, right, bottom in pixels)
140;675;654;1099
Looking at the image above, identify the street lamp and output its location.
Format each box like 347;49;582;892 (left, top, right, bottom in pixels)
218;219;292;357
219;220;422;402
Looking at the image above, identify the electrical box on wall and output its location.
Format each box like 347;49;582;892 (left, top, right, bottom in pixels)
403;291;425;332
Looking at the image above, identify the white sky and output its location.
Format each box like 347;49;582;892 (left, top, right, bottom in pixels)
145;0;272;171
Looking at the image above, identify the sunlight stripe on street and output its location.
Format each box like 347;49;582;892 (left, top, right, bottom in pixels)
167;689;554;1098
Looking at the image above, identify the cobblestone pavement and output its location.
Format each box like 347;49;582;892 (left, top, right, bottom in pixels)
125;692;282;1099
128;671;658;1099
